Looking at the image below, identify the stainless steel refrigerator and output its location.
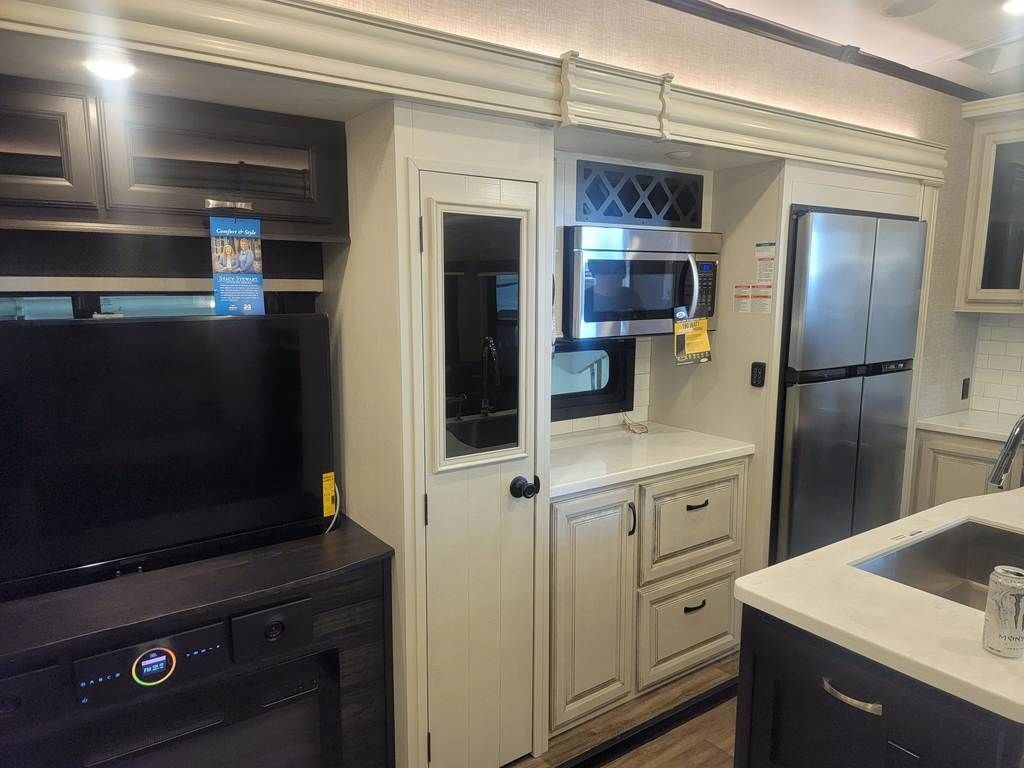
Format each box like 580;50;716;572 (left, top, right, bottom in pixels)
776;210;927;560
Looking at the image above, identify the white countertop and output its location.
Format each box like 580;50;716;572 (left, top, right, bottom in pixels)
549;422;755;498
917;409;1020;442
735;489;1024;723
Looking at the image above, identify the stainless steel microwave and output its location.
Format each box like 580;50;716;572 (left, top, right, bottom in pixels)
562;225;723;339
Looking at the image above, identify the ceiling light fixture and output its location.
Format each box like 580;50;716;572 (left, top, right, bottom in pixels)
84;52;135;81
1004;0;1024;15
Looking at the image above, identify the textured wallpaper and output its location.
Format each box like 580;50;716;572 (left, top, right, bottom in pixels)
315;0;977;416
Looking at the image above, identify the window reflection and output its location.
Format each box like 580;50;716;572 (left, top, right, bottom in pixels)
0;112;64;178
99;295;215;317
442;212;521;459
0;296;73;320
552;349;611;396
982;142;1024;290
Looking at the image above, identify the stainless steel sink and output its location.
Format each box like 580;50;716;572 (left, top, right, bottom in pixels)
856;521;1024;610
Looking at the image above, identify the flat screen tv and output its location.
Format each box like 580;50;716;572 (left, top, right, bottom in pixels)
0;314;333;599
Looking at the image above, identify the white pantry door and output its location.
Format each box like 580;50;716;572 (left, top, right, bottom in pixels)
420;170;537;768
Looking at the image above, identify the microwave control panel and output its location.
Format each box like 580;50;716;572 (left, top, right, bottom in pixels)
73;622;229;707
695;259;718;325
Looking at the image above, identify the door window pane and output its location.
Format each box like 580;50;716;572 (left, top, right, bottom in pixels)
0;112;65;178
442;212;521;459
981;141;1024;290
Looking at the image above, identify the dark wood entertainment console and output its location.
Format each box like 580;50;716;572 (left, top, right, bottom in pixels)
0;517;393;767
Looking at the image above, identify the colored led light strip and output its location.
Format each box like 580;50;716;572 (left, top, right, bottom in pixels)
131;647;177;687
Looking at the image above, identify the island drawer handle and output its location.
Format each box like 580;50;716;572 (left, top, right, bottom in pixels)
822;678;883;716
683;599;706;614
686;499;710;511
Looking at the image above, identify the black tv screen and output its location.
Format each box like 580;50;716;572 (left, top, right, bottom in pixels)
0;314;333;597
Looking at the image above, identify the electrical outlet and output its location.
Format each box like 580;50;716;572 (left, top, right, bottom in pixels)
962;377;970;400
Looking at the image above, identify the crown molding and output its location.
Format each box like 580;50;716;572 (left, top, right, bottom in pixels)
962;93;1024;121
0;0;947;183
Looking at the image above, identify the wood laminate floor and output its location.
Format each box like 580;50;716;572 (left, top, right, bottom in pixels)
511;653;738;768
602;697;736;768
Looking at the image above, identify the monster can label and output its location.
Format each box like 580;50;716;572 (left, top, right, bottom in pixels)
983;565;1024;658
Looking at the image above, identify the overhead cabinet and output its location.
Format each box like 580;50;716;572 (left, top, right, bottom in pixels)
0;83;98;209
0;77;348;240
956;99;1024;311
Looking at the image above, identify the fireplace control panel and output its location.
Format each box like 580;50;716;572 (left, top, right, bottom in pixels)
73;622;229;707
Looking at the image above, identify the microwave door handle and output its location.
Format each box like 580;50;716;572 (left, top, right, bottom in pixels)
687;253;700;320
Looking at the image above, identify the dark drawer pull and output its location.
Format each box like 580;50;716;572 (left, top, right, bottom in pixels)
686;499;710;511
627;502;637;536
683;599;706;614
822;677;883;716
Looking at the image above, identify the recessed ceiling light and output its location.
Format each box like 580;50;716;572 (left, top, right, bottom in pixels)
1004;0;1024;15
84;53;135;81
666;148;693;160
882;0;937;17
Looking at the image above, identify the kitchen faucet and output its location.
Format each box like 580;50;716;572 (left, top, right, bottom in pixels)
480;336;501;416
988;413;1024;489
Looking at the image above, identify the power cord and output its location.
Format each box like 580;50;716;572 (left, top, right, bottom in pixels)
622;411;649;435
324;480;342;534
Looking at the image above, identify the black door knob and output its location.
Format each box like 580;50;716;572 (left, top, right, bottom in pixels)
510;476;540;499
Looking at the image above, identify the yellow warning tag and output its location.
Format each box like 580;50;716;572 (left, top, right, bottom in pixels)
322;471;336;518
683;318;711;355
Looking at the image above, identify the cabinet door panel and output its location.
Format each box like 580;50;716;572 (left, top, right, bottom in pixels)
636;559;739;690
912;433;1005;512
0;88;97;208
639;460;745;584
100;95;344;224
551;487;636;730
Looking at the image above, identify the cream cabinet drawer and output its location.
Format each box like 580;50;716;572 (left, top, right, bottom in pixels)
637;559;740;691
639;460;746;585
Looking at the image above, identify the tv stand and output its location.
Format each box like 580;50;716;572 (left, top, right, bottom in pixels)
0;517;394;768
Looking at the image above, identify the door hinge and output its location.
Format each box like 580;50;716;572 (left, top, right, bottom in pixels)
427;732;432;762
419;216;424;254
424;494;428;526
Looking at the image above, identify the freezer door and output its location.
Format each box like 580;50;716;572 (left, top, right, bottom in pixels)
789;212;876;370
866;220;927;364
780;377;864;559
852;370;913;535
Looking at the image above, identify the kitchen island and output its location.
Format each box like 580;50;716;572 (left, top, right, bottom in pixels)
733;489;1024;767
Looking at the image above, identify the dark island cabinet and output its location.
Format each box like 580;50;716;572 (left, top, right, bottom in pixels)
0;81;99;208
734;607;1024;768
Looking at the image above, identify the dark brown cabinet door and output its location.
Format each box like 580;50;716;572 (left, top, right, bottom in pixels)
735;608;1023;768
100;95;345;226
0;87;98;208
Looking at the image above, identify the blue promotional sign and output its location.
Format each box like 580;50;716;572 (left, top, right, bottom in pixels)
210;217;265;315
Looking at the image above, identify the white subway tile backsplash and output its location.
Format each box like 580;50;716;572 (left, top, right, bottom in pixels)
1000;399;1024;416
597;413;624;427
971;395;999;412
551;420;573;435
974;369;1003;384
635;356;651;374
635;373;650;391
634;387;650;407
571;416;600;431
626;406;648;423
983;382;1019;400
991;355;1023;371
971;317;1024;414
977;340;1007;356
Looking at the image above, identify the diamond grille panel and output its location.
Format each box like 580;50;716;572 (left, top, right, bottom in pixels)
576;160;703;228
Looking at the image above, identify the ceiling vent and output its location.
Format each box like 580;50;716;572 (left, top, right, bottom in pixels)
881;0;938;18
959;40;1024;74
